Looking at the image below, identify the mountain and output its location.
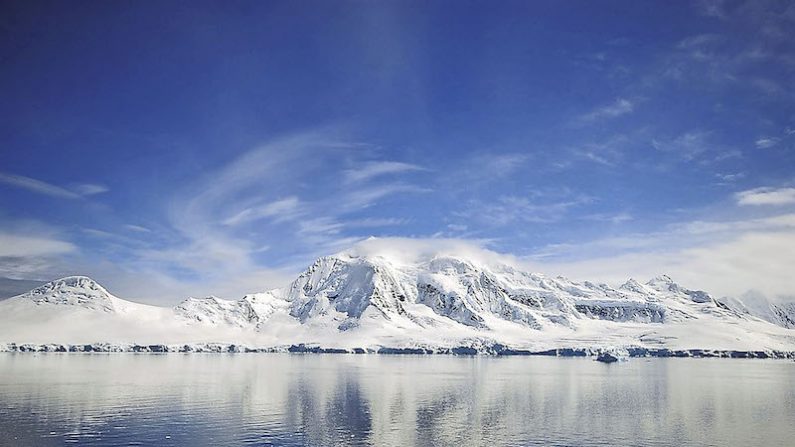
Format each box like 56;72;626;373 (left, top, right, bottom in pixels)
1;250;793;354
173;291;289;328
19;276;119;312
718;291;795;329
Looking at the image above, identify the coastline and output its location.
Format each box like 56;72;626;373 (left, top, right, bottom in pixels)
3;342;793;359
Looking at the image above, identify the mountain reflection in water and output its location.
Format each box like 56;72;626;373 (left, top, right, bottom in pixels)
0;354;793;446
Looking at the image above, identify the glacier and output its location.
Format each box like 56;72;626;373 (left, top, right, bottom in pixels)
1;248;794;357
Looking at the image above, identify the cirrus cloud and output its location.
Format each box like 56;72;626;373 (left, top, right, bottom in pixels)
736;187;795;206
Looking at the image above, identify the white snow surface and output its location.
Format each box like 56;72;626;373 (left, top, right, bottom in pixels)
1;252;793;352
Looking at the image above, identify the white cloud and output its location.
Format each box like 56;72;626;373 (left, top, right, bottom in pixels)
735;187;795;206
583;212;634;224
655;13;795;98
444;152;533;187
72;183;109;195
676;33;724;49
459;193;593;227
298;217;345;236
101;130;433;303
714;172;745;184
342;237;512;267
347;217;409;228
750;77;785;95
0;233;75;257
81;228;115;238
572;134;629;166
82;262;297;305
0;172;109;199
651;130;740;164
525;212;795;300
341;183;429;209
344;161;425;183
480;153;531;174
124;224;151;233
329;225;795;300
223;196;304;226
447;223;468;232
755;137;780;149
652;130;711;160
696;0;729;19
0;172;81;199
0;224;77;280
579;98;634;122
164;131;344;266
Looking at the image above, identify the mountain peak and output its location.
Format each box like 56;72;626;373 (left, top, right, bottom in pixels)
619;278;649;293
644;275;716;304
22;276;116;312
31;276;107;294
645;275;682;292
648;274;675;285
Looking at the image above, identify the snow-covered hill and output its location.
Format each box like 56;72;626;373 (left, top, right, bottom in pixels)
718;291;795;329
1;249;794;355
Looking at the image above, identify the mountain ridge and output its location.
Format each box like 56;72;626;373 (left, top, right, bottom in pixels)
1;251;794;353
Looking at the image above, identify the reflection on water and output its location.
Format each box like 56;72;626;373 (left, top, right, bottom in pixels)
0;354;793;446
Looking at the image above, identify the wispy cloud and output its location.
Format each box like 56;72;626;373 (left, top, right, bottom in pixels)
656;2;795;99
222;196;304;226
442;152;532;189
582;212;634;224
124;224;151;233
676;33;724;50
481;153;531;174
341;183;429;210
0;172;80;199
72;183;109;196
755;137;780;149
750;77;785;95
572;134;629;166
344;161;425;183
736;187;795;206
652;130;711;161
696;0;730;19
527;211;795;300
0;221;77;279
578;98;635;123
651;130;741;164
460;192;593;227
0;232;75;258
714;172;746;186
104;129;435;300
0;172;108;199
347;217;409;228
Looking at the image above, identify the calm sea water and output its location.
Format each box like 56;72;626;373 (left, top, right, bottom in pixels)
0;354;793;447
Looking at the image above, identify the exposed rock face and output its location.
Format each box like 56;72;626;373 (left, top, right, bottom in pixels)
174;297;259;327
278;254;741;330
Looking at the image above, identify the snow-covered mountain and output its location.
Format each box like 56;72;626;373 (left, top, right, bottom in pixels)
718;291;795;329
1;249;794;354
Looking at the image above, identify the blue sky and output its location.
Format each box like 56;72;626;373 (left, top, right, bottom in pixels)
1;0;794;303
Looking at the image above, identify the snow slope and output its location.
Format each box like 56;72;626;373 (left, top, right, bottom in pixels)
718;291;795;329
1;250;793;353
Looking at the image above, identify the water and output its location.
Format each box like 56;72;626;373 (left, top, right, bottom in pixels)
0;355;793;446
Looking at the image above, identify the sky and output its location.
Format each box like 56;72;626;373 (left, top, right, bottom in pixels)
1;0;794;304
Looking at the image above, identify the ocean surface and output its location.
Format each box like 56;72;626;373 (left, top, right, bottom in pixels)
0;354;793;446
